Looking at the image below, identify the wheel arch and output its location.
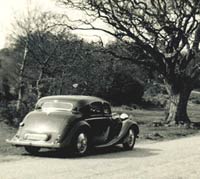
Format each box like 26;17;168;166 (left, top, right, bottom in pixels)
73;121;91;134
130;123;139;137
62;120;91;147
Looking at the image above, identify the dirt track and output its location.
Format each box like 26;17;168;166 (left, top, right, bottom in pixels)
1;135;200;179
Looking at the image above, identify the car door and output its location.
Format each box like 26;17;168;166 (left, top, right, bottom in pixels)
85;102;110;145
103;102;122;140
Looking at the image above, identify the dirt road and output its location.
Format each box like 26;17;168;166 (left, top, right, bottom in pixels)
1;135;200;179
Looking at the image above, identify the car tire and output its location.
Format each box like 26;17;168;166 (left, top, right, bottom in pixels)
123;128;136;150
72;130;89;156
24;146;40;155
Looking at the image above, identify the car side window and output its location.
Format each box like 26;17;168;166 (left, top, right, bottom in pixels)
89;102;103;116
103;103;111;116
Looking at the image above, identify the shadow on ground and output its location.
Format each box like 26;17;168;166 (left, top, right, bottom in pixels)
21;145;161;159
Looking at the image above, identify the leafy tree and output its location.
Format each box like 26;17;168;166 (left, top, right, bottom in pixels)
108;72;144;105
2;6;147;125
58;0;200;124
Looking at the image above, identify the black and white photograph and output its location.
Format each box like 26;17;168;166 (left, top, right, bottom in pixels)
1;0;200;178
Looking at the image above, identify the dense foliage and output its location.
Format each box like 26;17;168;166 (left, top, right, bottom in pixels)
58;0;200;124
0;31;148;125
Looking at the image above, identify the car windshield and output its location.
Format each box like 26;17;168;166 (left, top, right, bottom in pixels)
40;101;73;112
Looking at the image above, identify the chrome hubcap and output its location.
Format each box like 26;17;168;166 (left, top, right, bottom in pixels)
77;133;87;154
127;129;135;147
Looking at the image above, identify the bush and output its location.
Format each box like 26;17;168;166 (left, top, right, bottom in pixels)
144;82;167;96
141;82;168;108
0;100;31;126
107;73;144;105
190;91;200;104
142;93;168;108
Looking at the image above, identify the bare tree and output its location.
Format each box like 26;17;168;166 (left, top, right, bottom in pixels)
58;0;200;124
27;29;66;99
11;9;68;100
14;1;32;112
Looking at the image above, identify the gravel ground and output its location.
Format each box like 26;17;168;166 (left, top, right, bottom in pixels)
0;135;200;179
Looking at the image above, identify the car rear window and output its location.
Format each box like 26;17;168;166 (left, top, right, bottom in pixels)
41;101;73;112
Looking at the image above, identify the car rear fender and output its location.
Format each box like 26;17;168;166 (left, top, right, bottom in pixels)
61;120;91;147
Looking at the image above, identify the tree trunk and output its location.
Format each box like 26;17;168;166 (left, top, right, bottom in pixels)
165;83;192;124
16;44;28;112
59;71;65;95
36;69;44;100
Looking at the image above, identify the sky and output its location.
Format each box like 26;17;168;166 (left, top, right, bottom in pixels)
0;0;113;49
0;0;42;48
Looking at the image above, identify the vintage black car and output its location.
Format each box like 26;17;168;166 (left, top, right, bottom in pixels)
7;95;139;156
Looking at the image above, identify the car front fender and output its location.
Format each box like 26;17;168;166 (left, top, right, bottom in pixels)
118;120;139;141
96;119;139;148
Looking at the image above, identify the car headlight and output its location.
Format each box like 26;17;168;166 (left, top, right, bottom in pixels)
19;122;25;127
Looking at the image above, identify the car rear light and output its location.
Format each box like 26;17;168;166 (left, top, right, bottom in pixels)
54;135;61;144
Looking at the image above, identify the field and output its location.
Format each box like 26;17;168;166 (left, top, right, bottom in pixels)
113;103;200;142
0;103;200;156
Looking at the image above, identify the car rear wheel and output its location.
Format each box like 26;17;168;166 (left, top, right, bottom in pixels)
123;128;136;150
24;146;40;155
72;130;89;156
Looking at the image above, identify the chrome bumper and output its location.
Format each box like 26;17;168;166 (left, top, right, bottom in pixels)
6;138;61;148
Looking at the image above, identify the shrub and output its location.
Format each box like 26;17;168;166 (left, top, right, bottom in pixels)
144;82;167;96
0;100;33;126
189;91;200;104
142;93;168;108
141;82;168;108
107;73;144;105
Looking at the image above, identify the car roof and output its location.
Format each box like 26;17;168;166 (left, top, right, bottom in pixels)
37;95;109;108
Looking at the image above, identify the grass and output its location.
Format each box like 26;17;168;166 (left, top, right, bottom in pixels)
0;103;200;157
0;122;23;156
113;106;164;125
113;104;200;143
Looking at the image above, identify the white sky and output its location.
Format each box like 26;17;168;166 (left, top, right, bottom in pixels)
0;0;113;49
0;0;52;48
